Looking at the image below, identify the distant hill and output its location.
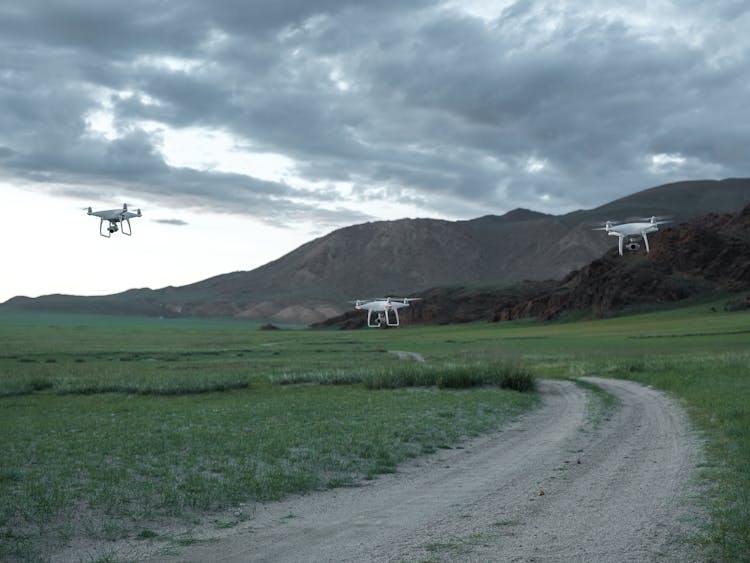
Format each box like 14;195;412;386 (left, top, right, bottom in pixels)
316;202;750;328
3;178;750;323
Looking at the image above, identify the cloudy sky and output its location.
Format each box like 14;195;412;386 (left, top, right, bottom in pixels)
1;0;748;302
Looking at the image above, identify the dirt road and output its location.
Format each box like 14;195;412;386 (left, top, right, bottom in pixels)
141;378;704;562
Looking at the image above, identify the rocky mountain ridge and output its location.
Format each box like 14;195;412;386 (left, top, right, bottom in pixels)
316;203;750;328
3;178;750;323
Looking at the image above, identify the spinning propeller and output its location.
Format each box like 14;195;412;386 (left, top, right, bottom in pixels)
592;219;623;231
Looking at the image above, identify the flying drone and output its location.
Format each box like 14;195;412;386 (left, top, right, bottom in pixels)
85;204;142;237
594;216;671;255
353;297;422;328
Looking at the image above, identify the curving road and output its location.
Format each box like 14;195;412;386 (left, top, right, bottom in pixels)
145;378;705;562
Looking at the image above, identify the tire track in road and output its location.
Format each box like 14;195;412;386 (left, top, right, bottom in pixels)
466;377;706;562
145;378;705;562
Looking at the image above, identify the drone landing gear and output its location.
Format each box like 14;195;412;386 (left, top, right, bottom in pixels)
99;219;132;237
368;311;382;328
99;219;115;237
367;309;400;328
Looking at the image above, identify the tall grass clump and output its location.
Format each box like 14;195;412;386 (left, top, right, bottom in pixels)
367;360;535;392
54;376;249;396
0;377;53;397
270;360;535;392
269;369;369;386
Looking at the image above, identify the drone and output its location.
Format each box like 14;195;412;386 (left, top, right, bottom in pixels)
594;216;670;255
353;297;422;328
85;204;142;237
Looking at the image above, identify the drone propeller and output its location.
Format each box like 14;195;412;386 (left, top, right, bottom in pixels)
632;215;672;224
592;220;618;231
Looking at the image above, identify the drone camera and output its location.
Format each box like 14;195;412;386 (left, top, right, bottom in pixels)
108;224;119;234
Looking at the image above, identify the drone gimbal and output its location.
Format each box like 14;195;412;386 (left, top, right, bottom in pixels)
100;217;133;238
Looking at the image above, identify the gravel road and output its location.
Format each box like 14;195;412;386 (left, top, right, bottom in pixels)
144;377;705;562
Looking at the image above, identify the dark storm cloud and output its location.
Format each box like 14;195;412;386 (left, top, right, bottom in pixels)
1;0;748;224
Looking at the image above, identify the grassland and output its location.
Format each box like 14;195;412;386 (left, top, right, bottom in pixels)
1;300;749;561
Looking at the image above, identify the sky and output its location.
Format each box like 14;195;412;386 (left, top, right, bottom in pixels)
1;0;749;302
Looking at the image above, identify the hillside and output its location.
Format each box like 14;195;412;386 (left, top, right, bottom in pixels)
316;203;750;328
3;178;750;323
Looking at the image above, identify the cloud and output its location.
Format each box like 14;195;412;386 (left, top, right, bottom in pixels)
153;218;189;226
1;0;748;225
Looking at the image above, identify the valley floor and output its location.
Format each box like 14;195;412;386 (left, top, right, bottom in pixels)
69;378;705;562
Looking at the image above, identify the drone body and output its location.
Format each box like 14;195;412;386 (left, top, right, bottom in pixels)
353;297;421;328
594;216;670;255
86;204;142;237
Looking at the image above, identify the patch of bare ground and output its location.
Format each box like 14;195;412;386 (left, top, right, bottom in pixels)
56;378;706;562
387;350;425;362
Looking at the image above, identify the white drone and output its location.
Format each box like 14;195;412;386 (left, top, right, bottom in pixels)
353;297;422;328
85;204;142;237
594;216;670;255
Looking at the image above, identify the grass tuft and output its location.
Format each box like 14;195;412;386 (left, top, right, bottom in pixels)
270;361;535;392
369;360;535;391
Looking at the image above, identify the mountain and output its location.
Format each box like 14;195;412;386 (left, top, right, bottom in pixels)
4;178;750;323
502;201;750;319
316;202;750;328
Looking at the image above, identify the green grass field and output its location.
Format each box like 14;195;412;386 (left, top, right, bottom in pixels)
1;300;749;561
